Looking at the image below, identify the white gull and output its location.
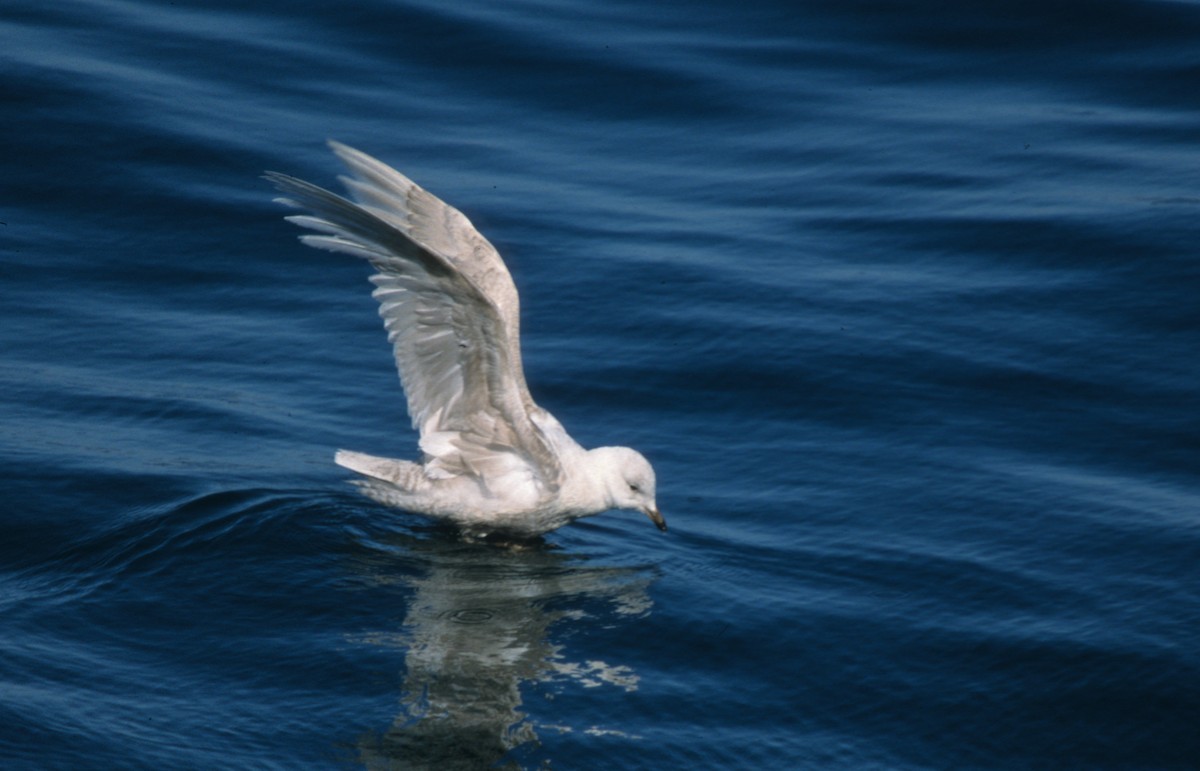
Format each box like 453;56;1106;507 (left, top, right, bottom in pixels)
266;142;664;537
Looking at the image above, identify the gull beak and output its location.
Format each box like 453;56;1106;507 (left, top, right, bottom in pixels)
643;506;667;532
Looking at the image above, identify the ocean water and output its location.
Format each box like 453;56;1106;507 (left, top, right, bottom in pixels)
3;0;1199;768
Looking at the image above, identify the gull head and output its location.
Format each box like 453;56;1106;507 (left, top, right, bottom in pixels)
593;446;665;532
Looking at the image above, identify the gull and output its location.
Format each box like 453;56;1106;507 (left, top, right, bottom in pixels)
266;142;665;537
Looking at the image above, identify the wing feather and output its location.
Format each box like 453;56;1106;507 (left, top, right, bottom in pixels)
265;143;561;495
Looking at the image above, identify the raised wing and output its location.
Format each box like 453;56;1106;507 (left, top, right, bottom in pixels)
266;142;560;493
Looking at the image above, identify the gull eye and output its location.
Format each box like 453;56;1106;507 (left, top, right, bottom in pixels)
629;483;641;493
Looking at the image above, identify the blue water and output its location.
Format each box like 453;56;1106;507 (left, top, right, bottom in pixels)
3;0;1199;768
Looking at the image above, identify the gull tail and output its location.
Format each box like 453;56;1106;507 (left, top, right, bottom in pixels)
335;449;419;485
335;449;432;508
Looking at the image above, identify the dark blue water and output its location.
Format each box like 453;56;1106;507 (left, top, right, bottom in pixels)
3;1;1199;768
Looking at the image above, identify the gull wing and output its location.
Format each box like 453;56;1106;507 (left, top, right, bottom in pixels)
266;142;561;495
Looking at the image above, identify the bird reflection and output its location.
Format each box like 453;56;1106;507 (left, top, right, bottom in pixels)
349;528;656;770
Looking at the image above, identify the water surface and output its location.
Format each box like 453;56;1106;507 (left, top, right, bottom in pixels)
2;0;1199;768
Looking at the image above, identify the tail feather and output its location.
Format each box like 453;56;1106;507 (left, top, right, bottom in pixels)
335;449;427;492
